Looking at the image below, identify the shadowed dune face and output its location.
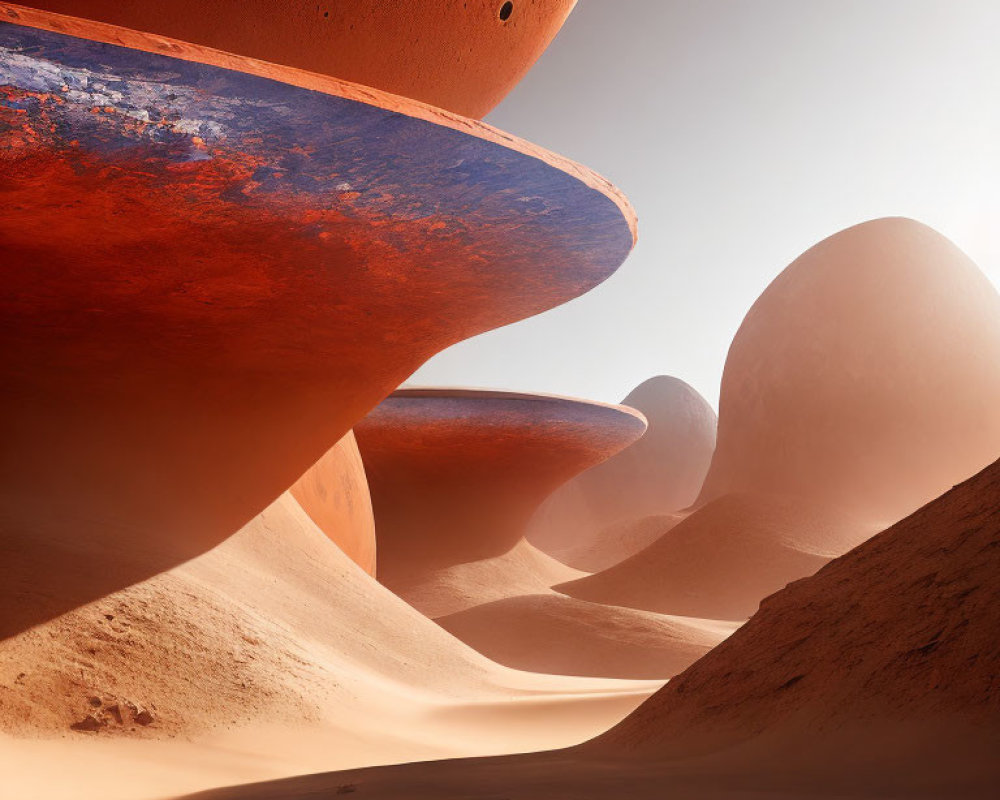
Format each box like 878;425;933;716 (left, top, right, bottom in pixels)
289;432;376;576
190;457;1000;800
354;389;647;585
0;17;634;639
699;217;1000;526
18;0;576;118
436;594;737;680
528;376;717;570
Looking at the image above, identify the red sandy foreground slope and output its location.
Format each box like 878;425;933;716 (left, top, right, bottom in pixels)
189;454;1000;799
528;376;717;571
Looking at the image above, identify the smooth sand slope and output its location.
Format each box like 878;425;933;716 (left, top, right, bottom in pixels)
0;491;659;800
528;376;717;571
194;454;1000;799
19;0;576;118
559;493;876;620
437;596;738;679
0;8;635;640
562;218;1000;620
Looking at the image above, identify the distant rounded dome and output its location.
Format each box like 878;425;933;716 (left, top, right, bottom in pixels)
699;217;1000;524
528;375;716;570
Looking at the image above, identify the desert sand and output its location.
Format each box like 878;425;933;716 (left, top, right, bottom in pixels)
559;493;877;620
4;2;998;798
437;596;738;679
0;490;660;800
18;0;576;118
528;376;717;571
191;454;1000;799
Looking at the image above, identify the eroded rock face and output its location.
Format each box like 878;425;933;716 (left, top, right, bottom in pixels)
355;389;647;589
528;376;716;570
19;0;576;117
699;217;1000;527
0;17;634;638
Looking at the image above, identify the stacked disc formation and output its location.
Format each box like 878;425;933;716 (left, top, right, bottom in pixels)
3;5;1000;800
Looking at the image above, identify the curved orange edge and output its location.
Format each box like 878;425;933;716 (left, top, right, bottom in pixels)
0;2;637;246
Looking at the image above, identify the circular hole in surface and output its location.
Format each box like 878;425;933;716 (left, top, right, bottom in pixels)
499;2;514;22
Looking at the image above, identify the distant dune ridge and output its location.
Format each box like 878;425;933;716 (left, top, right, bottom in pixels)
528;376;717;571
560;218;1000;621
192;453;1000;799
558;492;877;620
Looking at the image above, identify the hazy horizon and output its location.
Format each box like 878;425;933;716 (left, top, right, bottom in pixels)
411;0;1000;409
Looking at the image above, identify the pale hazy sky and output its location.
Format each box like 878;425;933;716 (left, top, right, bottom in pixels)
411;0;1000;408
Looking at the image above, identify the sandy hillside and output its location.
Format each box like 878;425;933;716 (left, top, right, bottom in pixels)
437;595;737;679
191;454;1000;799
0;492;660;800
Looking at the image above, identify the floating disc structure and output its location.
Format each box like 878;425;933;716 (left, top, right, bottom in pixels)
0;6;636;638
355;388;648;587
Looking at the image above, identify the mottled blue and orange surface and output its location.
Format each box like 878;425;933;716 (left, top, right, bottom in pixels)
0;14;635;639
